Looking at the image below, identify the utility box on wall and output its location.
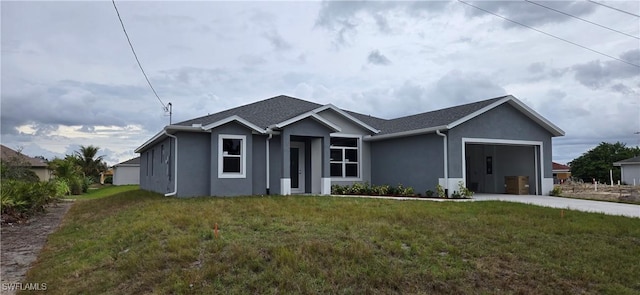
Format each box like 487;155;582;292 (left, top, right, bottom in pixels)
505;176;529;195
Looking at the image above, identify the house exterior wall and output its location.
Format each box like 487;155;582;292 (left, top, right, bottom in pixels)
210;122;254;196
140;137;174;195
621;164;640;185
32;167;52;182
448;103;553;179
370;133;444;194
113;166;140;185
176;132;210;197
252;134;267;194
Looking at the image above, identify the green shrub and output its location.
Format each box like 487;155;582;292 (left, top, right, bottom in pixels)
104;176;113;184
549;186;562;197
69;176;83;195
0;180;58;216
52;179;71;197
436;184;446;198
331;184;345;195
457;181;474;198
425;190;434;197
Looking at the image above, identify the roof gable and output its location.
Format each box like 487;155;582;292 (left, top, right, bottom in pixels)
176;95;322;129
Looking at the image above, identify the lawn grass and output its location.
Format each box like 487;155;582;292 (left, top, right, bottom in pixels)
68;185;139;200
23;190;640;294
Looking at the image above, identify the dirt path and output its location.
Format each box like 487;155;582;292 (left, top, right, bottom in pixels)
1;200;74;294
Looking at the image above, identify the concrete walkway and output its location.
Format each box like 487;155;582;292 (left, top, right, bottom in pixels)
332;194;640;218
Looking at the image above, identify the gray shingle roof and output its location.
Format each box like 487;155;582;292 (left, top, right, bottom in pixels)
176;94;508;136
0;145;48;167
346;96;507;135
614;156;640;165
115;157;140;166
176;95;323;129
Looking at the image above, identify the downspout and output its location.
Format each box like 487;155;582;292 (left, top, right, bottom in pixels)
436;129;448;196
164;130;178;197
266;132;273;195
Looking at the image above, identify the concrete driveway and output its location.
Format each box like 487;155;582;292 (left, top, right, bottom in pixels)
332;194;640;218
472;194;640;218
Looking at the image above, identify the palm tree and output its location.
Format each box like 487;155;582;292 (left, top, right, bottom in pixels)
48;156;81;180
74;145;106;180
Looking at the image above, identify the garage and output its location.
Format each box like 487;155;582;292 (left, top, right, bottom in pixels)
463;139;543;195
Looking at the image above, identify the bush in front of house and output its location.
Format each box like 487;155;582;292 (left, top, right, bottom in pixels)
331;183;416;197
0;180;64;218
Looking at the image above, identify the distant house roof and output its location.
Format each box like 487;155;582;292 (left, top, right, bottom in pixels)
614;156;640;166
0;145;47;167
552;162;570;171
136;94;565;152
114;157;140;167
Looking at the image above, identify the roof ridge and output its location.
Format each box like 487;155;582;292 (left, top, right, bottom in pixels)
174;95;321;126
389;95;508;122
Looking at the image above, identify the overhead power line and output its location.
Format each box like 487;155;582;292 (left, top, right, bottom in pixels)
457;0;640;68
587;0;640;18
525;0;639;40
111;0;167;109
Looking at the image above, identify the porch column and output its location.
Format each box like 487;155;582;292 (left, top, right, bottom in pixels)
280;132;291;195
321;134;331;195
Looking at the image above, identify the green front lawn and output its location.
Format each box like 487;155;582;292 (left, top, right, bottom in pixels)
23;190;640;294
68;185;139;200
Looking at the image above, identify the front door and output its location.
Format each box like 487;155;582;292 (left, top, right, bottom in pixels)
290;142;305;194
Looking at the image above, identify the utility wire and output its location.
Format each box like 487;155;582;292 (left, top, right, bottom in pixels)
111;0;167;109
457;0;640;68
587;0;640;18
525;0;639;40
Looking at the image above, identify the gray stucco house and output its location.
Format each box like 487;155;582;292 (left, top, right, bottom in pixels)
614;156;640;186
135;94;564;197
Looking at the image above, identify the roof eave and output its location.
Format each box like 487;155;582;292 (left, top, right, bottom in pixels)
364;125;448;141
135;125;203;153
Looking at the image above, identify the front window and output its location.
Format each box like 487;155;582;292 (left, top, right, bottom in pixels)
218;134;246;178
330;136;359;178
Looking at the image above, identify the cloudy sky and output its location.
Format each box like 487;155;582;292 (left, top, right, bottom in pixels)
2;0;639;165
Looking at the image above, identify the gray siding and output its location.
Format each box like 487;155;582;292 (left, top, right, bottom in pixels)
370;134;444;194
176;132;210;197
139;137;173;195
268;135;282;194
448;103;554;179
317;109;371;134
281;118;332;180
210;122;254;196
621;164;640;185
252;134;267;195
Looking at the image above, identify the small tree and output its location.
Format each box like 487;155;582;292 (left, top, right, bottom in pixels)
0;147;40;182
74;145;107;180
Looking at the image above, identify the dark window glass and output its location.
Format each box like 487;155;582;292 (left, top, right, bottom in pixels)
223;139;241;155
345;149;358;162
330;163;342;177
330;149;342;161
346;164;358;177
223;157;241;173
331;137;357;147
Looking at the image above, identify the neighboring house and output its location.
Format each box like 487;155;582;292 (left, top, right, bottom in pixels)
552;162;571;184
113;157;140;185
614;156;640;186
0;144;52;181
135;94;564;197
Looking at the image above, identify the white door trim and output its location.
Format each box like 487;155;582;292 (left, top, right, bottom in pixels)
290;142;305;194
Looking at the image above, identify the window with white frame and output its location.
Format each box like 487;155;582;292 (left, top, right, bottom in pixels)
330;136;359;178
218;134;246;178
